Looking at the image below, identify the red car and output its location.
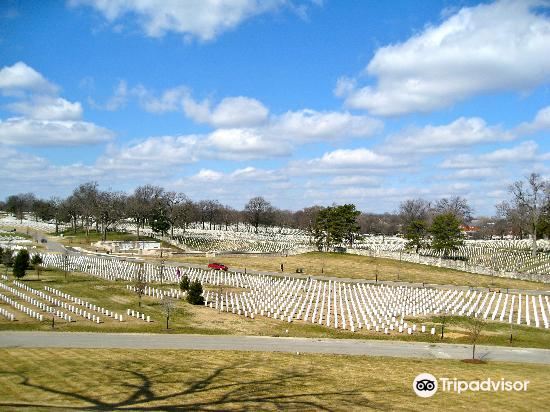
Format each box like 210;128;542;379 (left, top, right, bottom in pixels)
208;262;228;271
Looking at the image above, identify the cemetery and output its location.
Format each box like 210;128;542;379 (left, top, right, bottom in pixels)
1;245;548;349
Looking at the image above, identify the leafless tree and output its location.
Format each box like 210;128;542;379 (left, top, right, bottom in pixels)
71;182;99;237
398;198;431;228
434;196;473;223
466;315;486;360
128;185;164;239
162;191;188;238
161;296;177;330
244;196;274;233
134;262;146;308
508;173;548;256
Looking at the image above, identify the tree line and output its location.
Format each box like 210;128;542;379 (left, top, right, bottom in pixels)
1;173;548;254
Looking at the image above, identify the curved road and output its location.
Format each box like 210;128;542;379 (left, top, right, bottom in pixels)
0;331;548;365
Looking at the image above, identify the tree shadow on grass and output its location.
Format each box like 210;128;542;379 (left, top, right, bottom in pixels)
0;360;396;411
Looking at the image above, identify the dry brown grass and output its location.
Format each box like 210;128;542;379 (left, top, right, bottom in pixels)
0;348;547;411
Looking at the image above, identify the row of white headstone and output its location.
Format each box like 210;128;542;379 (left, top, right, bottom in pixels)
36;251;549;331
203;275;550;332
126;308;151;322
0;281;67;321
0;304;16;321
43;284;123;322
125;284;184;300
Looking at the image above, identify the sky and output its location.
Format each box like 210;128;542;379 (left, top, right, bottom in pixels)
0;0;549;216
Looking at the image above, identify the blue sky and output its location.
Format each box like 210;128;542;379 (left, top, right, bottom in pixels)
0;0;549;215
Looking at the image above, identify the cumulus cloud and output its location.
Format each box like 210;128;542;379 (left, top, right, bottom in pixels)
183;95;269;128
0;118;114;146
292;148;405;175
0;62;57;94
515;105;550;135
70;0;292;41
191;166;285;183
6;96;83;120
205;128;292;159
328;175;380;186
338;0;550;115
0;62;114;146
384;117;512;153
270;109;383;142
440;141;545;169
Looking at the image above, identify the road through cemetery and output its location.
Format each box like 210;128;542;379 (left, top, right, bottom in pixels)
1;331;549;364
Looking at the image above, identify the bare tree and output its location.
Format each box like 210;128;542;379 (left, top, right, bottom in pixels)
245;197;274;233
466;315;486;360
135;262;146;308
162;191;188;239
509;173;548;256
434;196;473;223
95;190;127;241
72;182;100;237
161;296;177;330
5;193;36;223
128;185;164;239
398;198;431;228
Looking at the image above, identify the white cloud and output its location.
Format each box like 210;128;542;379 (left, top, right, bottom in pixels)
448;167;502;180
0;62;114;146
270;109;383;142
192;169;224;182
0;118;114;146
384;117;511;153
205;128;291;159
328;175;380;186
100;135;199;172
440;141;544;169
516;105;550;135
138;85;188;113
338;0;550;115
293;148;405;175
0;62;57;94
6;96;83;120
183;95;269;128
99;80;129;111
70;0;289;41
191;166;285;183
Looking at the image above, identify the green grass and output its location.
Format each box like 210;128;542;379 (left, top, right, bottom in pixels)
1;265;549;349
0;348;547;410
174;251;550;291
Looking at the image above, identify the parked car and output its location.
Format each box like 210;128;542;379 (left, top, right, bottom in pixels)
208;262;228;271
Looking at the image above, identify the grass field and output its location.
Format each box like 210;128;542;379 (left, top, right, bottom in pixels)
173;251;550;291
1;266;549;349
0;348;547;410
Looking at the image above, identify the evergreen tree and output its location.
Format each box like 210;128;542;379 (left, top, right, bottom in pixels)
13;249;30;279
404;220;428;253
430;213;464;256
179;275;190;291
186;280;204;305
313;204;361;251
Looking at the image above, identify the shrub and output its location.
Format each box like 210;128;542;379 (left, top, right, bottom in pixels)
186;280;204;305
13;249;30;279
179;275;190;291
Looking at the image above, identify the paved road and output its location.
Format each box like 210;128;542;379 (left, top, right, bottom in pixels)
1;332;549;364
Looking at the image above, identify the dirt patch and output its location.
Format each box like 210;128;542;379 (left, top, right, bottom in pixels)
461;359;488;364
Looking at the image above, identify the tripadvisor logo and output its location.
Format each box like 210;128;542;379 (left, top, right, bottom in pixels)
413;373;438;397
413;373;529;397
